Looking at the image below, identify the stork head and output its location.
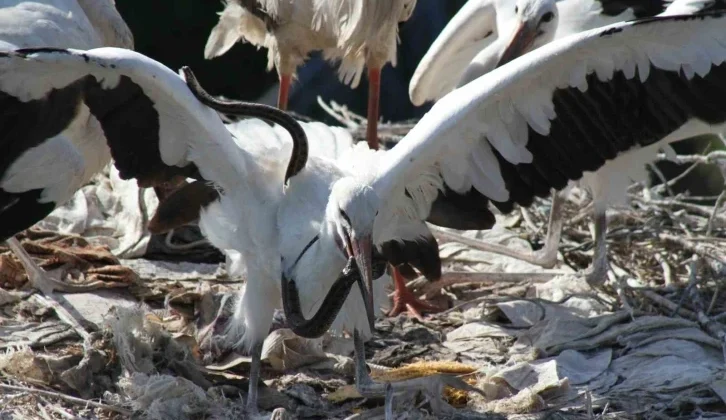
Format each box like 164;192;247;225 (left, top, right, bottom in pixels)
496;0;558;68
325;177;380;330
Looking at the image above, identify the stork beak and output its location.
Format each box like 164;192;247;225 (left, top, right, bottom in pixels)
496;21;539;68
351;234;375;331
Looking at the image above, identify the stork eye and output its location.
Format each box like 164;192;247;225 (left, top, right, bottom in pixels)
542;12;554;22
514;6;519;13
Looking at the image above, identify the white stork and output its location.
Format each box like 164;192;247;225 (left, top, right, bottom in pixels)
0;46;452;414
6;9;726;414
204;0;417;148
0;0;132;335
412;0;726;286
276;9;726;404
409;0;671;106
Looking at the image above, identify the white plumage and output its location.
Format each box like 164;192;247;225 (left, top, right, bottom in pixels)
0;0;132;338
0;0;132;211
409;0;670;106
205;0;417;147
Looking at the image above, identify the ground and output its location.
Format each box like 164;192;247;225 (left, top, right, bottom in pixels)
0;119;725;420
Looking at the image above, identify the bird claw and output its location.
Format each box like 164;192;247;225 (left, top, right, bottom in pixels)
386;285;444;320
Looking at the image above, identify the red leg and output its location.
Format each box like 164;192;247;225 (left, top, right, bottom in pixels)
366;66;381;150
386;266;444;320
278;73;292;111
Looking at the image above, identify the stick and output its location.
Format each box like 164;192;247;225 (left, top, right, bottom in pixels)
417;271;563;298
658;234;726;264
0;383;132;416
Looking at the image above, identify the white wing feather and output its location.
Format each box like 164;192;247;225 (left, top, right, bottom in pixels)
408;0;500;105
375;13;726;223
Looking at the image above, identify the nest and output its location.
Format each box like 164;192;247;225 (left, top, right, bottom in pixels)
1;108;725;419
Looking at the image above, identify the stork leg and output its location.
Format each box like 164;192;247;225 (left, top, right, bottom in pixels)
5;238;89;339
277;73;292;111
245;340;264;415
429;191;566;269
353;329;481;416
585;210;609;287
386;267;443;320
366;65;381;149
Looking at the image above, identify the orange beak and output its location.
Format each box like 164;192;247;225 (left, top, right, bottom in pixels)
351;234;375;331
496;22;539;68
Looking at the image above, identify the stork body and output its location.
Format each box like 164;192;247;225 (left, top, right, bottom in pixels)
205;0;417;148
0;0;132;336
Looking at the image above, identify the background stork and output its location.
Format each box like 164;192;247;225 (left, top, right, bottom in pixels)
408;0;724;286
409;0;671;106
0;0;133;336
204;0;417;149
273;11;726;402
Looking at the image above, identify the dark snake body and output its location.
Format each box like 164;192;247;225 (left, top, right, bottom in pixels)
181;66;309;184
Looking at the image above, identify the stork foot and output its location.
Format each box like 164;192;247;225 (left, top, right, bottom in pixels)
387;266;444;320
584;256;609;287
386;286;444;320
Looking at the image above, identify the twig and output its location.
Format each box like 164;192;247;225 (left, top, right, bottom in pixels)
658;234;726;264
519;207;541;234
640;290;698;321
654;254;676;287
418;271;563;298
632;197;724;221
656;150;726;164
671;257;701;317
707;285;719;316
656;161;703;195
0;383;132;416
39;396;78;420
317;97;357;129
707;189;726;236
648;163;674;197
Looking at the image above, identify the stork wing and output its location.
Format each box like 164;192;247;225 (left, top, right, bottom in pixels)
661;0;726;15
408;0;501;106
0;47;247;192
595;0;671;17
376;11;726;228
